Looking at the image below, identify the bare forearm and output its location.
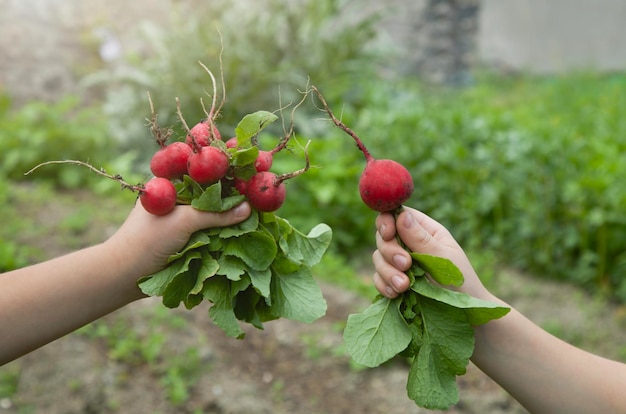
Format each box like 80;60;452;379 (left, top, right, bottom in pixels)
0;243;145;365
472;303;626;413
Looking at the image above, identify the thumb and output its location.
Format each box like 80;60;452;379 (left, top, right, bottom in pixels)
180;201;252;233
396;209;445;257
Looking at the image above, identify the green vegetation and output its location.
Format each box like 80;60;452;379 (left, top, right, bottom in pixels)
77;306;205;405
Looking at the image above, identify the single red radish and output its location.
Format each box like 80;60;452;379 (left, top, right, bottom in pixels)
185;120;221;148
312;86;414;212
254;150;273;172
359;158;414;212
233;177;249;196
140;177;177;216
187;146;230;185
246;171;286;212
225;137;238;149
149;141;193;180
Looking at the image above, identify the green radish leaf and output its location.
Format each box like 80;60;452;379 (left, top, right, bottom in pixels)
209;301;245;339
411;253;464;286
191;181;246;213
138;251;201;296
189;250;219;295
247;267;272;299
411;278;510;325
233;287;265;329
230;146;259;167
270;265;327;323
162;271;196;308
175;175;204;204
221;194;247;211
218;213;259;238
168;232;212;263
217;254;247;281
231;273;251;296
343;296;412;367
407;297;474;409
256;298;279;323
281;223;333;267
235;110;279;146
222;229;277;271
184;293;203;310
203;276;245;339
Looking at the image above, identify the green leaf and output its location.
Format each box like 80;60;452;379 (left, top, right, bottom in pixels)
222;229;277;271
270;266;327;323
411;253;464;287
168;232;211;262
247;267;272;299
411;278;510;325
162;271;196;308
234;110;279;145
175;175;204;204
343;297;412;367
190;181;246;213
230;146;259;167
208;301;245;339
217;254;247;281
138;251;201;296
218;213;259;238
281;223;333;267
407;297;474;409
189;250;219;295
203;276;245;339
234;287;265;329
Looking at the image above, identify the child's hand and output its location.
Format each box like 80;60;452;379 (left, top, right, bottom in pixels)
105;201;252;283
372;207;490;300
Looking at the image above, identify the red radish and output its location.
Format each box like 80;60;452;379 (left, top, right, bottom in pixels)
185;120;221;148
359;159;414;212
233;177;248;196
312;86;414;212
254;150;273;172
246;171;286;212
149;141;193;180
187;146;230;185
225;137;238;149
140;177;177;216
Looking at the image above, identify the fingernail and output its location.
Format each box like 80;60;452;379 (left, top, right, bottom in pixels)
403;212;415;229
393;254;408;269
233;202;249;217
379;224;387;236
392;275;405;290
385;286;396;297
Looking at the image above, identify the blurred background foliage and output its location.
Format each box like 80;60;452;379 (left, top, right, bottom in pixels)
2;0;626;303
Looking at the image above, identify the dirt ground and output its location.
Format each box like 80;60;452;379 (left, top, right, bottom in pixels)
2;188;626;414
3;285;528;414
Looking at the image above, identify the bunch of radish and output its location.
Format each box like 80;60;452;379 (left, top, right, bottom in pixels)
139;79;309;217
133;97;332;338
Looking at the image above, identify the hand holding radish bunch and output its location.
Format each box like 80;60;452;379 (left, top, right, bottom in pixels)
25;68;332;340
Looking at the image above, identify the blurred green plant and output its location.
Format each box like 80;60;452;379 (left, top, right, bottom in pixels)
82;0;387;164
78;305;204;405
291;71;626;300
0;94;125;188
257;70;626;302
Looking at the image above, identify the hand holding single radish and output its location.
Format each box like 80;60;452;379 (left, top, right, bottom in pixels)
311;86;509;410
